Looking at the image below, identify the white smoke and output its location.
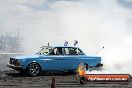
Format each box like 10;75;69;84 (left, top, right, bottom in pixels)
0;0;132;73
55;0;132;74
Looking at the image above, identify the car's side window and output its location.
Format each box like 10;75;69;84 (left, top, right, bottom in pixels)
76;48;84;55
69;48;77;55
63;48;70;55
63;47;83;55
49;47;63;55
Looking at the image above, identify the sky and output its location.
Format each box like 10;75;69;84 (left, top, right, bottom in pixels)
0;0;132;73
0;0;132;52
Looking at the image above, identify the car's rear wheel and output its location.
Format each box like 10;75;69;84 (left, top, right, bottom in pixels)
75;63;88;75
27;63;41;76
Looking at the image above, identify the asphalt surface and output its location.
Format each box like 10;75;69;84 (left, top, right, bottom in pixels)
0;70;131;88
0;54;132;88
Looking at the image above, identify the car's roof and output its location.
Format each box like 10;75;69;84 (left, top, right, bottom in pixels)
40;45;78;48
40;45;79;48
52;46;79;48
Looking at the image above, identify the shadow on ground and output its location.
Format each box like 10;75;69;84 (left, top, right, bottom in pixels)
4;70;76;77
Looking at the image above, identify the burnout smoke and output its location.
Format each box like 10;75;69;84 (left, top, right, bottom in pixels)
0;0;132;73
57;0;132;74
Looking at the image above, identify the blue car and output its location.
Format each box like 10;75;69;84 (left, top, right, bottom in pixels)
7;46;103;76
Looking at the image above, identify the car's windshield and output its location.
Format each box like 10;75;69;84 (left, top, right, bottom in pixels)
36;46;53;55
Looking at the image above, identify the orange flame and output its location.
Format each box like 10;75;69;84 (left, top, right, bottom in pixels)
76;63;86;76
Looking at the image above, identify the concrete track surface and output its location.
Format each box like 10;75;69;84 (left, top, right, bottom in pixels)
0;70;131;88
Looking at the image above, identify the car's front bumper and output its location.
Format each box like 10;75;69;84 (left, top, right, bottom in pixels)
7;64;24;71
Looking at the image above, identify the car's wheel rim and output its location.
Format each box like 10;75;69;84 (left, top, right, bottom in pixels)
29;64;39;76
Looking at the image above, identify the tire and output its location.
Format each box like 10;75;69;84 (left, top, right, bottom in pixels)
26;63;41;76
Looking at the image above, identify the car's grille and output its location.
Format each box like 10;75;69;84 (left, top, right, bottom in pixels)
9;58;17;65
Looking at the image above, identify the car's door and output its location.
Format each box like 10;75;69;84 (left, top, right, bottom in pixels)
62;47;85;70
42;47;84;71
44;47;79;71
42;47;66;71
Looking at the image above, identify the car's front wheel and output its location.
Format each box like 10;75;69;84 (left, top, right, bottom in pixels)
27;63;41;76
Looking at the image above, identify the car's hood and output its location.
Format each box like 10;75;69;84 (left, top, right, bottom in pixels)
13;54;44;60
